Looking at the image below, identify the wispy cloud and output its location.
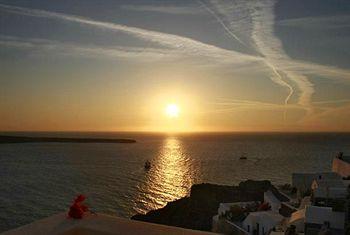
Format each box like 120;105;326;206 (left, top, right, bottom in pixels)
249;1;315;114
312;99;350;105
211;98;303;112
205;0;350;122
0;36;179;61
301;103;350;130
203;0;296;118
0;3;260;66
276;15;350;30
120;4;203;15
2;2;349;82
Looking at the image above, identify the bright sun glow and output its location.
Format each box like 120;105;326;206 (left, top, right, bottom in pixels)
165;104;180;118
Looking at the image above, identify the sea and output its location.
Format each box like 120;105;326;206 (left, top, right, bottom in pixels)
1;132;350;232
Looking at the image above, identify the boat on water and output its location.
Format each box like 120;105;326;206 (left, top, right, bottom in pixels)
239;154;247;160
144;160;151;170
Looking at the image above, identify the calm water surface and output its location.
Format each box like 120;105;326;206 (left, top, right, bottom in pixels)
1;132;350;232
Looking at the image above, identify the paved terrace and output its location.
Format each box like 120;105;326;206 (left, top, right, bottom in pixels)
1;213;219;235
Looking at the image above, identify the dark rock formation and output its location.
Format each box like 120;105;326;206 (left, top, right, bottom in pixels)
131;180;281;232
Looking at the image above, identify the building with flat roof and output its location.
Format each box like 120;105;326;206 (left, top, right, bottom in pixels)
292;172;341;199
242;211;284;235
212;190;287;235
311;174;347;199
288;205;346;235
305;206;346;235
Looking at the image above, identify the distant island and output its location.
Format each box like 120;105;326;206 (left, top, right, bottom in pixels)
0;135;136;144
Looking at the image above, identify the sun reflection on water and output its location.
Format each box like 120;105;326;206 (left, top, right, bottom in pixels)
134;136;195;213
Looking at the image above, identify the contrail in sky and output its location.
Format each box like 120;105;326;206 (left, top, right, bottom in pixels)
265;61;294;120
201;0;294;121
197;0;248;47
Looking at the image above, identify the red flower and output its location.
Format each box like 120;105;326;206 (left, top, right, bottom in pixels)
68;194;89;219
74;194;86;203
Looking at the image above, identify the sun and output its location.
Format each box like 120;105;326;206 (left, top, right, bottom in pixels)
165;104;180;118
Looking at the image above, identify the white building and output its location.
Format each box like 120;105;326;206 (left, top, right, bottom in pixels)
308;171;348;204
312;179;347;199
292;172;342;198
212;202;257;234
288;206;346;234
212;198;284;235
264;190;281;212
305;206;345;234
242;211;284;235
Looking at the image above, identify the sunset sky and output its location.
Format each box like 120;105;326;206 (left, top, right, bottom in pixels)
1;0;350;132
